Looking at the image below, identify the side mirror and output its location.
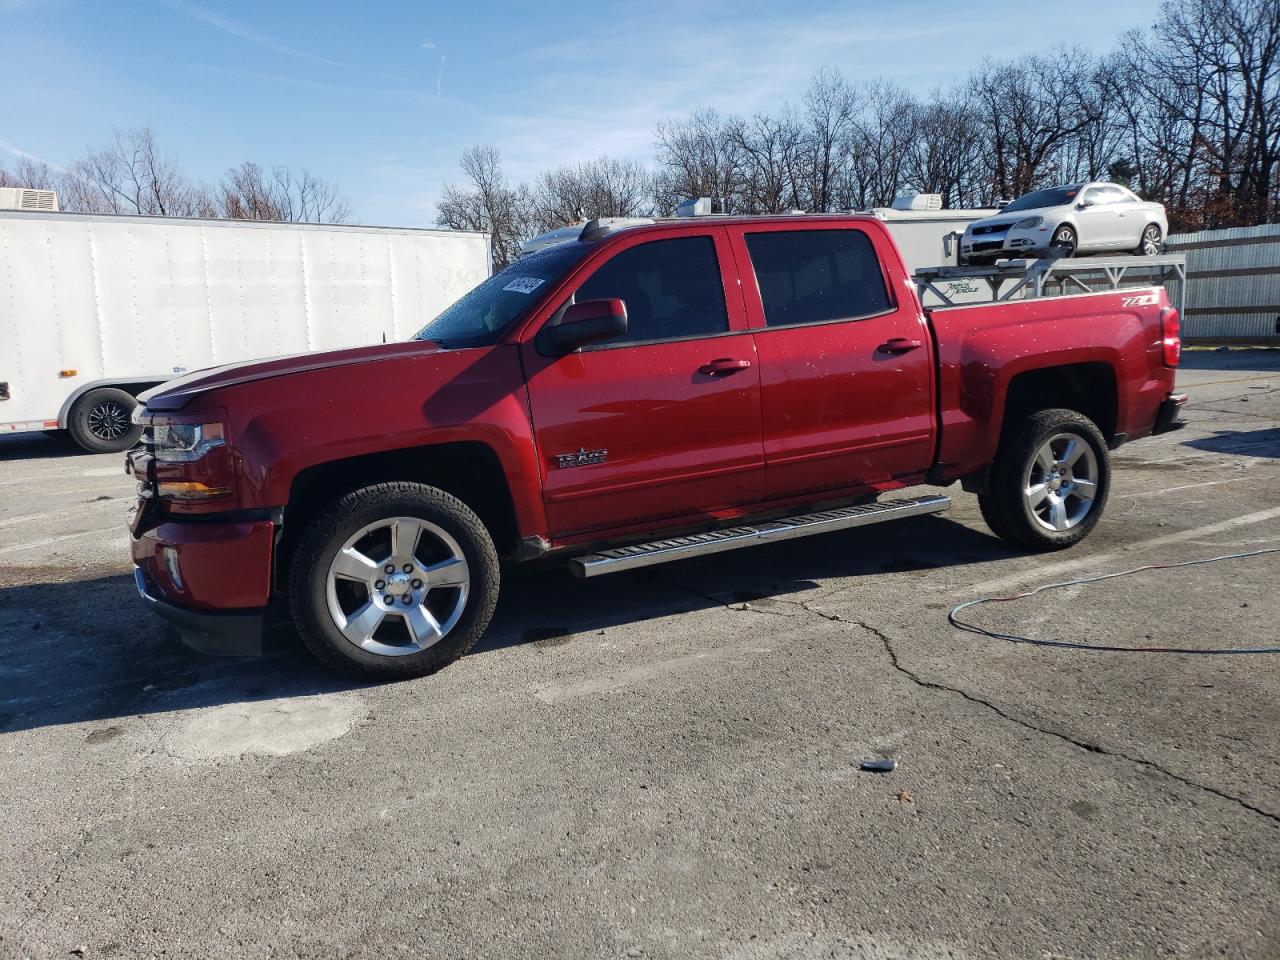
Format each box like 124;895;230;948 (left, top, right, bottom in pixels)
1077;199;1093;209
544;298;628;353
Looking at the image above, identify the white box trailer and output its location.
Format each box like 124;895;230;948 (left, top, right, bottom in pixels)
866;198;998;306
0;211;490;451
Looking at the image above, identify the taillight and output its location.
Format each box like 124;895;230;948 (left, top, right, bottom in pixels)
1161;307;1181;367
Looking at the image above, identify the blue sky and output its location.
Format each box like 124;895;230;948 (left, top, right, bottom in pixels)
2;0;1164;226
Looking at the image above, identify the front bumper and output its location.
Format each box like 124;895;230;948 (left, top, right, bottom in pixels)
962;225;1055;259
1152;393;1189;434
131;515;274;657
134;567;266;656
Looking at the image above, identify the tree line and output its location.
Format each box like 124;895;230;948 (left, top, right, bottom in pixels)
0;126;351;224
438;0;1279;268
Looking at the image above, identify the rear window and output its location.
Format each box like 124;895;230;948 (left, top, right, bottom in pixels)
744;229;891;328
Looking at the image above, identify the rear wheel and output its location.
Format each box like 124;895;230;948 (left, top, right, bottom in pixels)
1135;223;1162;256
978;408;1110;551
67;387;143;453
289;482;499;680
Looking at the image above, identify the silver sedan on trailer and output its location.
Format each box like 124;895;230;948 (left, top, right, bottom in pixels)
960;182;1168;265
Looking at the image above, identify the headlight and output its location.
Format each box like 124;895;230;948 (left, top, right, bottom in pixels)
153;421;226;462
1014;217;1043;229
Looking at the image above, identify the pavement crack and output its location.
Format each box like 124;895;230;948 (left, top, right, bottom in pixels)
791;597;1280;828
657;574;794;618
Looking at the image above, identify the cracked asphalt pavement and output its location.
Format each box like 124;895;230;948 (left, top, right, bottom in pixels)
2;349;1278;959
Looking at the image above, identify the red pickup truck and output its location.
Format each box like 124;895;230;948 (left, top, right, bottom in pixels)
127;214;1186;678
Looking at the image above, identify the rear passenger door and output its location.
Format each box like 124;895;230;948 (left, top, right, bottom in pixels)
730;223;936;500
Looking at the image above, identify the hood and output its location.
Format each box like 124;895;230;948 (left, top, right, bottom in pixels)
965;212;1039;232
139;340;441;411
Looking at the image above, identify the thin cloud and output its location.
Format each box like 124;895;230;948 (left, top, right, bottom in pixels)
421;39;436;50
0;140;66;172
159;0;344;67
435;53;445;99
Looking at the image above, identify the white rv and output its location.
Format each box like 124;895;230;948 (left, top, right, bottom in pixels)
0;208;490;451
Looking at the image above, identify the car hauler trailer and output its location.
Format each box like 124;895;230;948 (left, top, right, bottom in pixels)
0;209;490;451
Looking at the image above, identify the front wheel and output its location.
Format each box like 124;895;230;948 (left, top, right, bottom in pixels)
978;409;1110;551
1049;224;1077;258
289;482;500;680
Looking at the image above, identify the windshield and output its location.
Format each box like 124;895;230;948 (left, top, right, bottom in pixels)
413;241;590;348
1003;186;1082;213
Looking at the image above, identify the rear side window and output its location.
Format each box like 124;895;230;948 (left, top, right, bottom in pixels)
574;236;728;344
744;229;891;328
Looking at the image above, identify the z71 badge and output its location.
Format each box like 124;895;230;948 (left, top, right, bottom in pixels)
556;448;608;468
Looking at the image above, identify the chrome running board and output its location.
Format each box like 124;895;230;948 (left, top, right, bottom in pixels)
570;495;951;578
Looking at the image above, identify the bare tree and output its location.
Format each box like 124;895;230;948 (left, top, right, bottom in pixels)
654;109;747;214
59;127;210;216
842;80;918;209
726;110;807;213
529;156;653;231
799;68;858;211
218;162;351;223
0;156;61;191
436;145;530;269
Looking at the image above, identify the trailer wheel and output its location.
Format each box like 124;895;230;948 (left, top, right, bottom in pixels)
978;408;1110;551
67;387;143;453
289;482;500;680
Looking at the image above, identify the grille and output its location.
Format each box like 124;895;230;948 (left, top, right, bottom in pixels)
973;224;1010;236
972;241;1004;252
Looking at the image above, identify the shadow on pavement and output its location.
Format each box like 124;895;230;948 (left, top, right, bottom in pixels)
1183;427;1280;459
1179;348;1280;374
0;431;88;461
0;515;1014;735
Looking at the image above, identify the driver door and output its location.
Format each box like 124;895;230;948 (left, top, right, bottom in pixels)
519;228;766;539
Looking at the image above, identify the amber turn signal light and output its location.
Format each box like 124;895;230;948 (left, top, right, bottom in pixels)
156;481;231;500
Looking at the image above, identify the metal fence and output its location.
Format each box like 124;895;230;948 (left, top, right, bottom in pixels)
1165;224;1280;342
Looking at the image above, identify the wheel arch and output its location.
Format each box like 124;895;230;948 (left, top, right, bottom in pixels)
57;377;169;427
962;361;1118;494
276;440;520;591
1002;362;1118;439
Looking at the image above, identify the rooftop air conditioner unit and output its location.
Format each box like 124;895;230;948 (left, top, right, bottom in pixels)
675;197;726;217
0;187;59;212
890;192;942;212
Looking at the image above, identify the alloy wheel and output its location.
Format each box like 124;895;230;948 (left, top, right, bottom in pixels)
1023;432;1099;533
87;400;130;441
1141;225;1161;255
325;516;470;657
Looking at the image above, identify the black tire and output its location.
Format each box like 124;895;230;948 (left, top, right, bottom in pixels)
288;482;499;680
1049;224;1077;257
67;387;143;453
1134;223;1162;256
978;408;1110;551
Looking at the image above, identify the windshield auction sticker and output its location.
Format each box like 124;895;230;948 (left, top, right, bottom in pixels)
503;277;545;294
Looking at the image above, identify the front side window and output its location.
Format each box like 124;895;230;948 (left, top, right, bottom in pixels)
572;236;729;344
744;229;891;328
1084;186;1123;205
